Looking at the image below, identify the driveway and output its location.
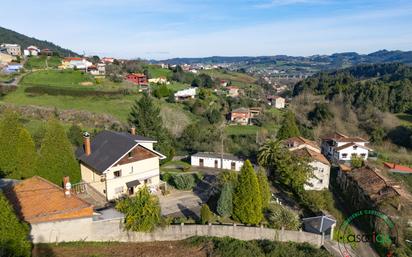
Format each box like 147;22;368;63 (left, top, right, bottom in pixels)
158;174;218;219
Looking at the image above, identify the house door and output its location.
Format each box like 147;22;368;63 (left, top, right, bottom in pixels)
199;158;204;167
231;162;236;170
128;187;134;195
214;160;219;168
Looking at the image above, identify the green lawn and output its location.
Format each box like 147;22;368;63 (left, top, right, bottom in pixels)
21;70;95;88
225;125;259;135
167;83;190;92
200;69;256;84
147;65;172;78
24;56;62;69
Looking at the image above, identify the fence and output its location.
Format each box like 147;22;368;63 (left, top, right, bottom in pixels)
30;218;324;247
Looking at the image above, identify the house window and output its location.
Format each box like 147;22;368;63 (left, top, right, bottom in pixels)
342;153;348;159
353;146;358;150
231;162;236;170
144;178;151;184
319;179;323;184
114;170;121;178
360;153;366;158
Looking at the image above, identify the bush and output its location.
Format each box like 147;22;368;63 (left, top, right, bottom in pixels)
200;204;213;224
351;155;364;168
265;203;300;230
171;173;196;190
115;186;161;232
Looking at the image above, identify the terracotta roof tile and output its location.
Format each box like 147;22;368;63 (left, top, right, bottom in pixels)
291;147;330;165
5;176;93;224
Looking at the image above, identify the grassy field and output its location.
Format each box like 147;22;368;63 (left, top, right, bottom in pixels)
225;125;259;135
147;65;172;78
200;69;256;84
24;56;62;69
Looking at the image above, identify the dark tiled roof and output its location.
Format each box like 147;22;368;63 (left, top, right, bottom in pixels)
302;215;336;233
192;152;243;162
75;131;155;173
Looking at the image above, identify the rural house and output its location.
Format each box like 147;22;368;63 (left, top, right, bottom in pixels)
0;43;21;56
267;95;285;109
24;45;40;56
321;132;372;163
191;152;244;171
60;57;93;70
174;87;197;101
230;107;251;125
75;130;165;201
284;136;331;190
226;86;240;97
125;73;148;85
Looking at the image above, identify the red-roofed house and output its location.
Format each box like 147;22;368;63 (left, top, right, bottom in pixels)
125;73;148;85
101;57;114;63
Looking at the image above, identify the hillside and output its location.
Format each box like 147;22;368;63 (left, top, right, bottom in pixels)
0;26;78;56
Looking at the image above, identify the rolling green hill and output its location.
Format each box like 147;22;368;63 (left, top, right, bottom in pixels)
0;26;78;56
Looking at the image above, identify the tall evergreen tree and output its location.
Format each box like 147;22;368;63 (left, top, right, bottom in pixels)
0;193;31;257
277;111;300;140
128;94;174;159
256;167;271;209
0;110;22;177
15;128;37;179
217;183;233;217
233;160;262;225
36;120;80;185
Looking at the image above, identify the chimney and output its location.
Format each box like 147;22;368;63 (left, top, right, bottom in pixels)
83;132;91;156
63;176;71;197
131;127;136;135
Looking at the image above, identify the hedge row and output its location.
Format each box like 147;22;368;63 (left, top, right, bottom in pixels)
24;85;131;97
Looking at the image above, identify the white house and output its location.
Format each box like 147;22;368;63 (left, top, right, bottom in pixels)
267;96;285;109
290;147;331;190
24;45;40;56
174;87;197;101
284;136;331;190
321;132;372;163
148;77;169;84
191;152;244;171
75;129;165;201
0;43;21;56
88;63;106;76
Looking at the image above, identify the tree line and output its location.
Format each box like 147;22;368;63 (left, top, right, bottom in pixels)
0;110;80;185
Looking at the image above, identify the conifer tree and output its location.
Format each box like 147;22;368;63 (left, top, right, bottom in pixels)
277;111;300;140
257;167;271;209
217;183;233;217
36;120;80;185
233;160;262;225
0;110;22;177
0;193;31;257
15;128;37;179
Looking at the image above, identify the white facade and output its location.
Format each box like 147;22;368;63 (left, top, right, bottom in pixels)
305;161;330;190
191;154;244;171
71;59;93;69
25;46;40;56
332;144;369;162
321;135;371;163
0;43;21;56
81;154;161;201
271;97;285;109
174;88;197;100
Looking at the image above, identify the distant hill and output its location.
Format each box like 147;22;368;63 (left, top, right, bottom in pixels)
0;27;78;57
158;50;412;69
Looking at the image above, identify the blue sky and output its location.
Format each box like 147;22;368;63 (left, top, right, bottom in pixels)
1;0;412;59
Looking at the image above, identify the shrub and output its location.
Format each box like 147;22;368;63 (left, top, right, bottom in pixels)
115;186;161;232
265;203;300;230
172;173;196;190
200;204;213;224
351;155;364;168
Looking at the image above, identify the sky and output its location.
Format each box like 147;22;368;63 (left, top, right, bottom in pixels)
1;0;412;59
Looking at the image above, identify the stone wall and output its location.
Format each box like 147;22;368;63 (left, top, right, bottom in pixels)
30;218;324;247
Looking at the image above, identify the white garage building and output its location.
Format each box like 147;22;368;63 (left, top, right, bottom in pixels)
191;152;244;171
